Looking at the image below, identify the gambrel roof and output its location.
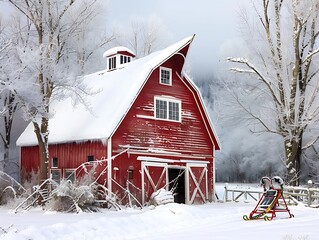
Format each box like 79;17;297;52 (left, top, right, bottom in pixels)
17;35;220;149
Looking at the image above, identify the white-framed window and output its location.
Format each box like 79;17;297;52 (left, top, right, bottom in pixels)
108;56;116;70
51;157;58;168
120;55;131;64
51;169;61;184
160;67;172;85
64;169;76;183
155;97;181;122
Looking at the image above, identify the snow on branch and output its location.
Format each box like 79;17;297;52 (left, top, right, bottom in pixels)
227;57;257;74
303;47;319;64
302;136;319;150
226;56;282;107
226;57;249;63
229;68;256;74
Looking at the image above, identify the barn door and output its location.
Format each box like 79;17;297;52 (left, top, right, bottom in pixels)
168;167;186;204
141;162;168;205
186;163;208;204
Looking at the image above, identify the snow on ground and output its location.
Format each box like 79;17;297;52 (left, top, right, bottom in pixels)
0;184;318;240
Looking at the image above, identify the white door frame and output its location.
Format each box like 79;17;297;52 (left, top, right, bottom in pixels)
141;161;168;205
185;163;208;204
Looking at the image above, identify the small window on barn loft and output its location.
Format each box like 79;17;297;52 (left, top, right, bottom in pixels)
51;157;58;168
87;155;94;162
160;67;172;85
155;97;181;122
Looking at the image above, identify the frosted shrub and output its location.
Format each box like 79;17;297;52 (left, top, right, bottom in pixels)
21;170;39;192
45;180;95;212
0;186;16;205
0;171;26;205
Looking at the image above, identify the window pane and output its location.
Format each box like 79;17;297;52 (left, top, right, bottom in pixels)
156;99;167;119
51;170;61;184
120;55;123;64
87;155;94;162
52;157;58;168
169;102;179;121
160;69;171;84
65;170;75;183
113;57;116;69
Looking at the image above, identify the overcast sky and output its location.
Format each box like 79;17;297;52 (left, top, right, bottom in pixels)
107;0;252;77
0;0;252;77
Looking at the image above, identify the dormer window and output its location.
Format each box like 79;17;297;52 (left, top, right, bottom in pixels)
103;46;135;71
108;56;116;70
160;67;172;85
120;55;131;64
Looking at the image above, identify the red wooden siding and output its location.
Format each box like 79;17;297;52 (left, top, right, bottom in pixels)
112;56;214;157
20;141;107;183
48;141;107;168
20;146;40;182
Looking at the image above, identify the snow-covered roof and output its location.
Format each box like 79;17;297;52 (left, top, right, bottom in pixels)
102;46;135;58
17;36;195;146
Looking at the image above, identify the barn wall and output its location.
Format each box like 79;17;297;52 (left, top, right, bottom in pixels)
48;141;107;169
20;141;107;183
20;146;40;182
112;57;214;156
110;54;216;204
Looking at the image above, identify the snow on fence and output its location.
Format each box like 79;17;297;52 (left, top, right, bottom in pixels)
223;183;263;202
223;183;319;207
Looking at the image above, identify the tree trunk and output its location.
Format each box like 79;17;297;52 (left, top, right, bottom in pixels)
285;137;301;186
33;120;49;184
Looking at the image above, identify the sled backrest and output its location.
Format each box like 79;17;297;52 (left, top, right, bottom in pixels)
260;176;272;191
271;176;284;190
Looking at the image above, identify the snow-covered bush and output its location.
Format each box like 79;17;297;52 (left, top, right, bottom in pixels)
45;180;95;212
0;171;26;205
149;188;174;206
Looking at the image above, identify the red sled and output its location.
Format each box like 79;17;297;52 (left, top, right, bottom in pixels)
243;176;294;221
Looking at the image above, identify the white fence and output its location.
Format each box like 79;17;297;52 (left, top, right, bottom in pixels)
223;183;319;207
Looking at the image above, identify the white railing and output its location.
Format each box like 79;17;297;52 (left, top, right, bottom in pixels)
223;183;319;207
223;183;262;202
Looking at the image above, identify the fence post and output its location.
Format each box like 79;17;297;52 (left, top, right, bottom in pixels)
307;189;311;207
307;180;313;207
224;183;228;202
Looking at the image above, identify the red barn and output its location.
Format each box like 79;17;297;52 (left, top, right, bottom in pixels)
17;35;221;205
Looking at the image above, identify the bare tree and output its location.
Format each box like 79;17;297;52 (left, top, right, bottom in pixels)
0;16;20;176
120;15;171;58
227;0;319;186
3;0;108;184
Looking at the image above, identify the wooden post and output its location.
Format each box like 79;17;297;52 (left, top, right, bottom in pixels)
224;183;228;202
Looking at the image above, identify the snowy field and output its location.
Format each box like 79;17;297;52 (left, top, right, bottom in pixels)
0;183;318;240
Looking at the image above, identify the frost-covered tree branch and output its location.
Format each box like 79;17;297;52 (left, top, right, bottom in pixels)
3;0;114;184
226;0;319;186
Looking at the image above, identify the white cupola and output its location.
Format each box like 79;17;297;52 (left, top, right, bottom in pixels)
103;46;135;71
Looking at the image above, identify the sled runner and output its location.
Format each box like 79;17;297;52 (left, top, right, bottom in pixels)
243;176;294;221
